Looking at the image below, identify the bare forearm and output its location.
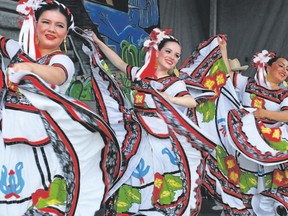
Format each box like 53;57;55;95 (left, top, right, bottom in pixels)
217;36;232;77
12;63;66;85
32;64;66;85
171;95;197;108
221;47;232;77
93;37;127;73
254;109;288;122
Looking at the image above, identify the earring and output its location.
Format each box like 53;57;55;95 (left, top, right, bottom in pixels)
63;38;67;53
155;60;158;68
173;67;179;77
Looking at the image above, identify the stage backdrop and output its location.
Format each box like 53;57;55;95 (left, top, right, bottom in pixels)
159;0;288;77
1;0;288;99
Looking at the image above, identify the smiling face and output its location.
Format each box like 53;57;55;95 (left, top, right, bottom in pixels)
267;57;288;85
36;9;68;55
157;41;181;72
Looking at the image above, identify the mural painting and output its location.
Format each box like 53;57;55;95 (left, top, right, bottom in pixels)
0;0;159;101
66;0;160;101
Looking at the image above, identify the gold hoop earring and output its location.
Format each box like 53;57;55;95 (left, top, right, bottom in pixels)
64;38;67;53
155;60;158;68
173;67;179;77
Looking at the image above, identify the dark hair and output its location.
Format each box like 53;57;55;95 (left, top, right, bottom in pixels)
158;36;181;51
267;56;281;66
35;1;74;31
267;56;288;67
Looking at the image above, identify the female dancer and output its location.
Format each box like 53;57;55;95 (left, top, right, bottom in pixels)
200;37;288;215
76;27;218;215
0;0;120;215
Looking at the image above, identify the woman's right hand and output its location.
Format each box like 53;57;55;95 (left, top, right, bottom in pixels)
253;108;267;120
217;35;227;52
90;31;101;45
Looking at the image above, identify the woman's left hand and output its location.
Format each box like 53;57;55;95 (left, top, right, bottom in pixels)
160;92;174;103
11;62;34;73
253;108;266;119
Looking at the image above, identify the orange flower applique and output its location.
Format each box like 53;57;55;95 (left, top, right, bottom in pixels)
225;155;237;170
225;155;240;184
203;76;216;90
134;92;146;107
251;96;265;109
228;167;240;185
259;123;282;142
273;169;288;188
215;70;227;88
203;71;227;100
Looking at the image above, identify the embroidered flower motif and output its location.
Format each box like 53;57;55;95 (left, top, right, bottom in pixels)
31;189;50;206
228;167;240;185
259;123;272;134
134;92;146;107
215;71;227;88
225;155;240;184
251;96;265;109
225;155;237;170
154;173;164;189
213;87;220;99
203;76;216;91
203;71;227;100
272;169;288;188
153;172;164;204
271;128;281;141
30;178;66;210
259;122;282;143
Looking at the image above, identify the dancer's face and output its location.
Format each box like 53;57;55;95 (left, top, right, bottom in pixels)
36;9;68;53
267;58;288;84
157;41;181;71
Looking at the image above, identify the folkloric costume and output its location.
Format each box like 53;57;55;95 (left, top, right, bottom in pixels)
0;1;121;215
180;42;288;215
76;27;218;215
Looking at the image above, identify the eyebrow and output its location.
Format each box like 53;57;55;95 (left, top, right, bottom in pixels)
40;17;66;25
165;48;181;54
279;63;288;69
280;63;288;68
